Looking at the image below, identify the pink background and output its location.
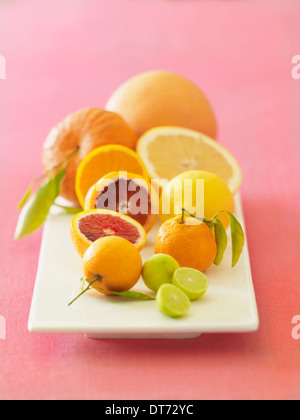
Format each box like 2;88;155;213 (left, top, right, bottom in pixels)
1;0;300;400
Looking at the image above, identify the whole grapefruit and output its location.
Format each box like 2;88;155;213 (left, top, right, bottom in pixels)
105;71;217;139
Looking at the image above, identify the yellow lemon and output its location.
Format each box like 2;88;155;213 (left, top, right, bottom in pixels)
160;170;234;229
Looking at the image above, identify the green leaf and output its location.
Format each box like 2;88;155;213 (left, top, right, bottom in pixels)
227;212;245;267
182;207;245;267
213;218;228;266
94;287;155;301
14;168;66;239
53;203;82;215
68;276;155;306
17;184;33;209
212;210;245;267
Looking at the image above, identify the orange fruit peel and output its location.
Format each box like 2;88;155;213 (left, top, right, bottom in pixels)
83;236;143;293
75;144;149;208
42;108;138;205
155;216;217;272
68;236;143;305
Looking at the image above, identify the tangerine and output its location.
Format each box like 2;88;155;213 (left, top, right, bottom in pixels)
42;108;137;205
155;216;217;272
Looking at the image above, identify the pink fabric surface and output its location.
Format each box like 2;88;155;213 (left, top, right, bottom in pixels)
0;0;300;400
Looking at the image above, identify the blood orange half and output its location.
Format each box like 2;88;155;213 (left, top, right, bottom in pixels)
70;209;147;257
84;172;159;233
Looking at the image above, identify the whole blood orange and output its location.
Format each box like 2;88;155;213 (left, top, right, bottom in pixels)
42;108;137;205
106;71;217;139
70;209;147;258
155;216;217;272
84;172;158;233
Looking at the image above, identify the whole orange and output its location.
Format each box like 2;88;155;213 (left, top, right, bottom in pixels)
155;216;217;272
83;236;143;293
42;108;137;205
106;71;217;139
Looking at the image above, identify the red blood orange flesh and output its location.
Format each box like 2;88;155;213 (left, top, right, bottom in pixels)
70;209;147;258
84;172;158;233
95;179;151;226
78;214;141;244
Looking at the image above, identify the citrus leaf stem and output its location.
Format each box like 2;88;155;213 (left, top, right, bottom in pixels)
180;207;213;227
35;146;79;183
68;275;155;306
68;276;102;306
17;146;79;210
93;288;156;301
179;208;185;224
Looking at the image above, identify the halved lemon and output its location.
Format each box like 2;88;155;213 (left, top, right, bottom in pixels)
137;127;242;194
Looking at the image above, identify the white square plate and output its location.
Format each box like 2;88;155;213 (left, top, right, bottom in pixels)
28;193;259;339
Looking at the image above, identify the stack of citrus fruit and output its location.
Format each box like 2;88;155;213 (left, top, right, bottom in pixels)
55;72;243;304
17;70;246;313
